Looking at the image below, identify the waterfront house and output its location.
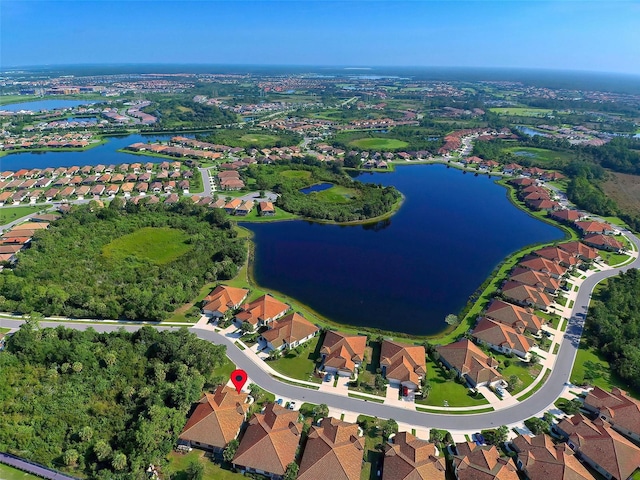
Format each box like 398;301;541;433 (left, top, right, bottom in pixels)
575;221;615;235
320;331;367;377
508;269;560;294
232;403;302;479
260;312;319;352
178;385;249;453
202;285;250;319
436;339;503;388
236;200;255;216
533;246;579;268
380;340;426;390
518;256;567;279
235;294;290;330
583;234;625;252
471;317;534;360
557;241;600;261
298;417;365;480
382;431;446;480
224;198;242;214
502;282;552;311
259;201;275;216
550;209;585;224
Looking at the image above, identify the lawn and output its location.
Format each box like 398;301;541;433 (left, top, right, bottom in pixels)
280;169;312;180
267;334;323;383
489;107;554;116
503;146;573;163
570;345;640;398
239;133;278;145
165;450;243;480
232;205;298;222
497;356;541;395
357;416;385;480
349;137;409;150
417;358;490;407
314;185;359;204
0;206;43;225
102;227;193;265
0;463;42;480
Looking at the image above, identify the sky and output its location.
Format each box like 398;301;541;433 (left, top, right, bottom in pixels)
1;0;639;75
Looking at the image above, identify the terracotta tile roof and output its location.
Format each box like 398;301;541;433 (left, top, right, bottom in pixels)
502;282;553;309
557;241;599;260
518;257;567;278
203;285;249;315
533;246;579;267
259;201;275;213
380;340;426;386
179;385;249;449
511;434;595;480
508;269;560;293
453;442;519;480
382;432;446;480
298;418;365;480
233;403;302;476
557;415;640;480
583;234;624;251
584;387;640;438
236;294;290;326
550;209;584;222
472;318;534;355
575;221;614;234
321;331;367;374
436;339;502;386
261;312;319;349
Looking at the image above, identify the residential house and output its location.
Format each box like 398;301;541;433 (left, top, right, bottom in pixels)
232;403;302;479
550;209;585;224
502;282;553;311
260;312;319;352
508;269;560;294
224;198;242;214
575;221;615;235
178;385;249;452
583;387;640;442
436;339;503;388
298;418;365;480
320;331;367;377
518;256;567;279
382;431;446;480
510;434;596;480
533;246;579;268
583;234;624;252
235;294;290;330
379;340;426;390
202;285;250;319
259;201;275;216
452;442;519;480
557;241;600;262
236;200;255;216
472;318;534;359
555;414;640;480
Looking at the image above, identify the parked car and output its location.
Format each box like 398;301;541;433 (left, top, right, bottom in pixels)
324;373;333;382
275;398;283;406
402;386;409;397
288;401;296;410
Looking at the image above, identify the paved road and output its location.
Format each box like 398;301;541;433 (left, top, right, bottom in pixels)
2;231;639;430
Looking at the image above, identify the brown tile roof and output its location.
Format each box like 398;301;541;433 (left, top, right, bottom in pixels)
557;241;599;260
583;234;624;251
382;432;446;480
575;221;614;234
518;257;567;278
261;312;319;349
550;209;584;222
179;386;249;449
233;403;302;476
259;201;275;213
436;339;502;386
453;442;519;480
472;318;534;355
502;282;552;309
380;340;426;386
511;434;595;480
533;246;579;267
298;418;365;480
202;285;249;315
584;387;640;438
508;269;560;293
557;415;640;480
321;331;367;374
236;294;290;326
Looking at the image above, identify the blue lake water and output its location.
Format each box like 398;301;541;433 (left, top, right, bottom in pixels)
517;126;547;137
245;165;564;335
0;99;99;112
300;183;333;194
0;133;193;171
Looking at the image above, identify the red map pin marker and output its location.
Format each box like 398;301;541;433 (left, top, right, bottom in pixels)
230;369;248;393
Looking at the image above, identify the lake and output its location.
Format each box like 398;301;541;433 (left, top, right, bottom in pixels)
300;183;333;194
245;165;564;336
0;99;99;112
0;133;193;171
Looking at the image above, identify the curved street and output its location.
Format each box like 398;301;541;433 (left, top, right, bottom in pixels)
2;231;639;430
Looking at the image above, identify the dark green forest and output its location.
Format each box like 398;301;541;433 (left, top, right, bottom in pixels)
0;324;229;479
144;96;237;128
0;200;246;320
585;269;640;392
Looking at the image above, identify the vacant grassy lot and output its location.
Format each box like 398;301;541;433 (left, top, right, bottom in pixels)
602;171;640;215
570;345;639;398
349;137;409;150
489;107;554;116
267;334;323;383
0;463;42;480
165;450;243;480
418;358;490;407
102;226;193;265
314;185;359;204
240;133;278;145
504;146;573;163
0;206;43;225
280;169;312;180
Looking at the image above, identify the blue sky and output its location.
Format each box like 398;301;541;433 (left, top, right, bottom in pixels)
2;1;639;74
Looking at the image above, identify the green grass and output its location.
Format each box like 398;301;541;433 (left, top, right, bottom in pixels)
0;206;44;225
231;205;298;222
570;345;640;397
503;146;573;163
489;107;554;117
349;137;409;150
280;170;312;180
267;334;323;383
416;406;495;414
348;393;385;403
517;369;551;401
417;358;490;407
602;251;632;266
239;133;278;145
0;463;42;480
102;227;193;265
0;327;11;334
314;185;359;204
496;354;541;395
165;450;243;480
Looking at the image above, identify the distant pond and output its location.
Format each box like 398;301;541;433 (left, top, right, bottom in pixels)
299;183;333;194
0;99;99;112
244;164;564;336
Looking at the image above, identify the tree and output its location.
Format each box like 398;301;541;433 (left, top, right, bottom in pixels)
524;417;550;435
240;321;254;334
381;419;398;439
186;459;204;480
111;452;127;471
93;440;112;462
529;352;541;365
63;449;79;467
284;461;299;480
421;381;432;398
562;398;582;415
312;403;329;420
429;428;445;445
506;375;522;393
223;439;239;463
374;374;386;391
445;314;460;326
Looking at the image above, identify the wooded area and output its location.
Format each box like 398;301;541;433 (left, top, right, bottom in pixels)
0;200;246;320
585;269;640;392
0;324;229;479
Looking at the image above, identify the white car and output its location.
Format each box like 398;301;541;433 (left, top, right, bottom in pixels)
288;401;296;410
